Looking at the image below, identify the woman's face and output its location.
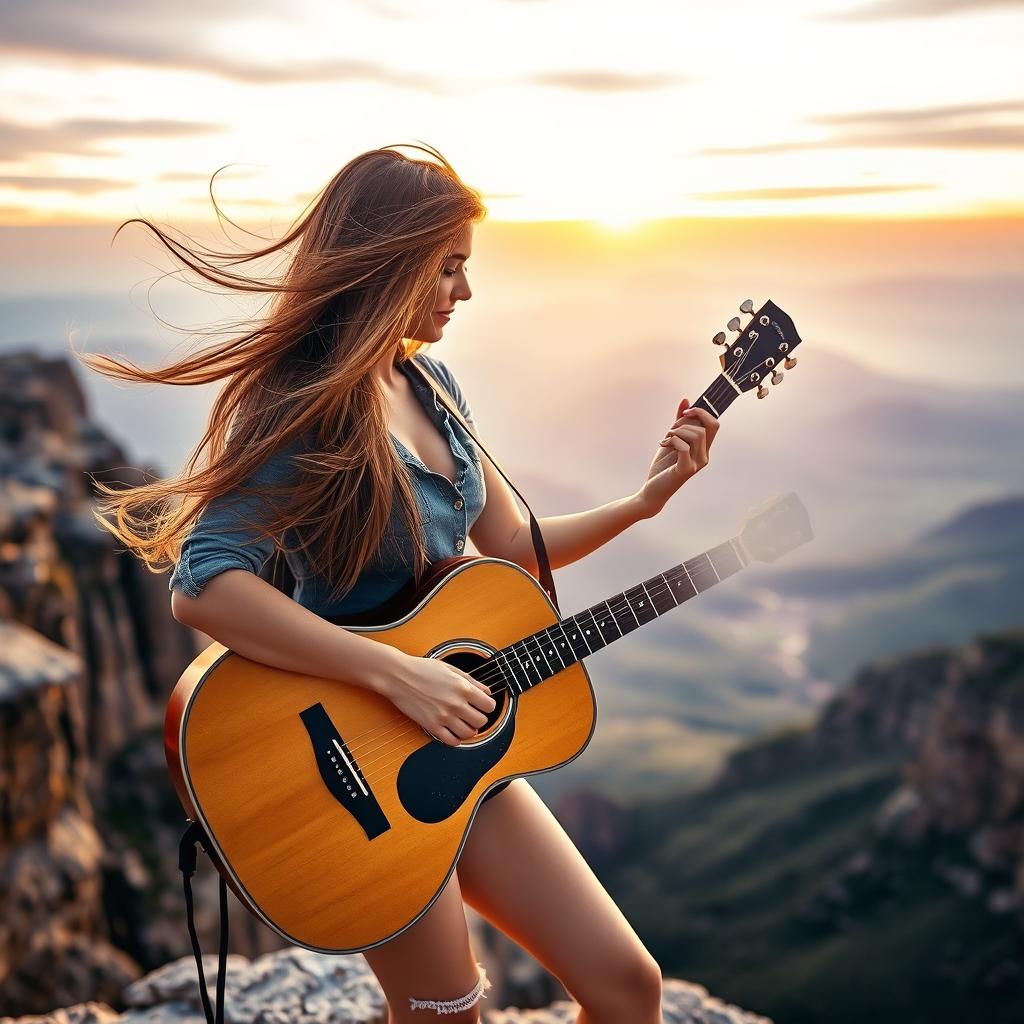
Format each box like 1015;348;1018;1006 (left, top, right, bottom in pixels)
408;224;473;344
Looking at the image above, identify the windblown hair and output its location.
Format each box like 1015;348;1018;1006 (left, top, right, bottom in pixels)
77;142;487;605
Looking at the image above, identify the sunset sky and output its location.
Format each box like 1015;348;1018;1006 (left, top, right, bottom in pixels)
0;0;1021;227
0;0;1021;528
0;0;1019;658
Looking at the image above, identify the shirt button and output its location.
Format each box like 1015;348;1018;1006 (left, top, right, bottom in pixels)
453;498;463;510
455;537;465;550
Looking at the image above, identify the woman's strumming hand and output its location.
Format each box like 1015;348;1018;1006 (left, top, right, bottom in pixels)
381;650;498;747
635;397;720;518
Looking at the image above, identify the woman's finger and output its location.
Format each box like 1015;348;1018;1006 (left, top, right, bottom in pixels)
664;423;705;437
683;423;709;465
659;435;696;463
661;424;705;444
681;406;719;440
660;427;707;466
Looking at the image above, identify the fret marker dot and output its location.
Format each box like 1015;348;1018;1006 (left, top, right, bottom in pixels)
640;601;644;606
586;630;590;635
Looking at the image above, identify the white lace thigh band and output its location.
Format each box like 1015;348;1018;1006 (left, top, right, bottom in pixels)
409;961;492;1015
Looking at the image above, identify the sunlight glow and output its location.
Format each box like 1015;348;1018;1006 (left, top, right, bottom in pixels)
0;0;1019;226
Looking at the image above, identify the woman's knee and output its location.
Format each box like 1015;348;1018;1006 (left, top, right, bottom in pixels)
573;950;663;1017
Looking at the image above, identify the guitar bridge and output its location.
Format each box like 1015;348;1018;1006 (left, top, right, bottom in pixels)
299;702;391;840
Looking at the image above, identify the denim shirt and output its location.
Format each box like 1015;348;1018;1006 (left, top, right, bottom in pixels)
167;353;487;618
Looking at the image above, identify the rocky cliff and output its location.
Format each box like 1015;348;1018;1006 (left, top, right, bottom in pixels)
1;947;772;1024
872;630;1024;916
0;351;291;1013
712;627;1024;922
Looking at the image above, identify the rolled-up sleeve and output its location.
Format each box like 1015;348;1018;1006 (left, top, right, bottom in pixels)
168;440;303;599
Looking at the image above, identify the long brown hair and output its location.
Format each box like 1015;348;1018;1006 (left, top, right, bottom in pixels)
78;142;487;605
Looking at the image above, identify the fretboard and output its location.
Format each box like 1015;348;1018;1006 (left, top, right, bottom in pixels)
695;375;742;419
489;536;747;694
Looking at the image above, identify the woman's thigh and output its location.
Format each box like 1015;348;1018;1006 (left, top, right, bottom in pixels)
457;778;662;1011
361;868;492;1022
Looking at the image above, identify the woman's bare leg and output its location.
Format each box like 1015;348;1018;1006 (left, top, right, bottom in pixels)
361;868;492;1023
457;779;663;1024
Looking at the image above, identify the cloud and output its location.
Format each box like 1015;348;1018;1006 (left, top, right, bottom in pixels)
696;100;1024;155
0;0;456;90
528;70;691;92
814;99;1024;125
0;0;250;66
191;58;453;90
817;0;1022;20
157;168;263;183
689;184;939;201
0;116;222;161
0;175;132;195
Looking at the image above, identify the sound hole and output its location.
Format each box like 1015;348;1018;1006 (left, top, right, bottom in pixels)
440;650;508;733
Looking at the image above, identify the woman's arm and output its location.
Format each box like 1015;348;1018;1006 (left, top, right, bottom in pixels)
171;569;408;695
469;440;649;573
469;399;718;574
503;495;651;575
168;437;407;695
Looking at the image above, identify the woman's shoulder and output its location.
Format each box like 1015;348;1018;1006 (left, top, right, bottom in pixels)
410;352;471;410
411;350;454;388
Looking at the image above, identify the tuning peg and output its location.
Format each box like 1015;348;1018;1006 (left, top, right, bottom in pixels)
757;384;769;399
727;316;742;333
712;331;727;346
771;370;784;385
784;356;797;370
739;298;755;315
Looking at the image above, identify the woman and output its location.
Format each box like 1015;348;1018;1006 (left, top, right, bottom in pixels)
83;143;719;1023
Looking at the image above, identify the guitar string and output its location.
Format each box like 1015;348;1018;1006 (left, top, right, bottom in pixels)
310;346;782;782
341;569;701;785
333;564;693;775
355;575;690;788
350;552;701;742
330;565;695;782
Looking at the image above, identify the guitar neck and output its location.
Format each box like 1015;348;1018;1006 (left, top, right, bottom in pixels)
490;536;748;692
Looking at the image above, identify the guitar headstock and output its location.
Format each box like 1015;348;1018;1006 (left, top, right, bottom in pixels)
713;299;803;400
737;491;813;563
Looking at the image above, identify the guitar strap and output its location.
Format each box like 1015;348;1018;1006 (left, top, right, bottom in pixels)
178;820;228;1024
405;355;560;611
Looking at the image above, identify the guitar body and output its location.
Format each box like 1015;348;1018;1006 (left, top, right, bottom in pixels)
164;555;596;953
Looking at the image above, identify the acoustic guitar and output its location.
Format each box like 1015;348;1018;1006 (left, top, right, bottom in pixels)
164;299;809;953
